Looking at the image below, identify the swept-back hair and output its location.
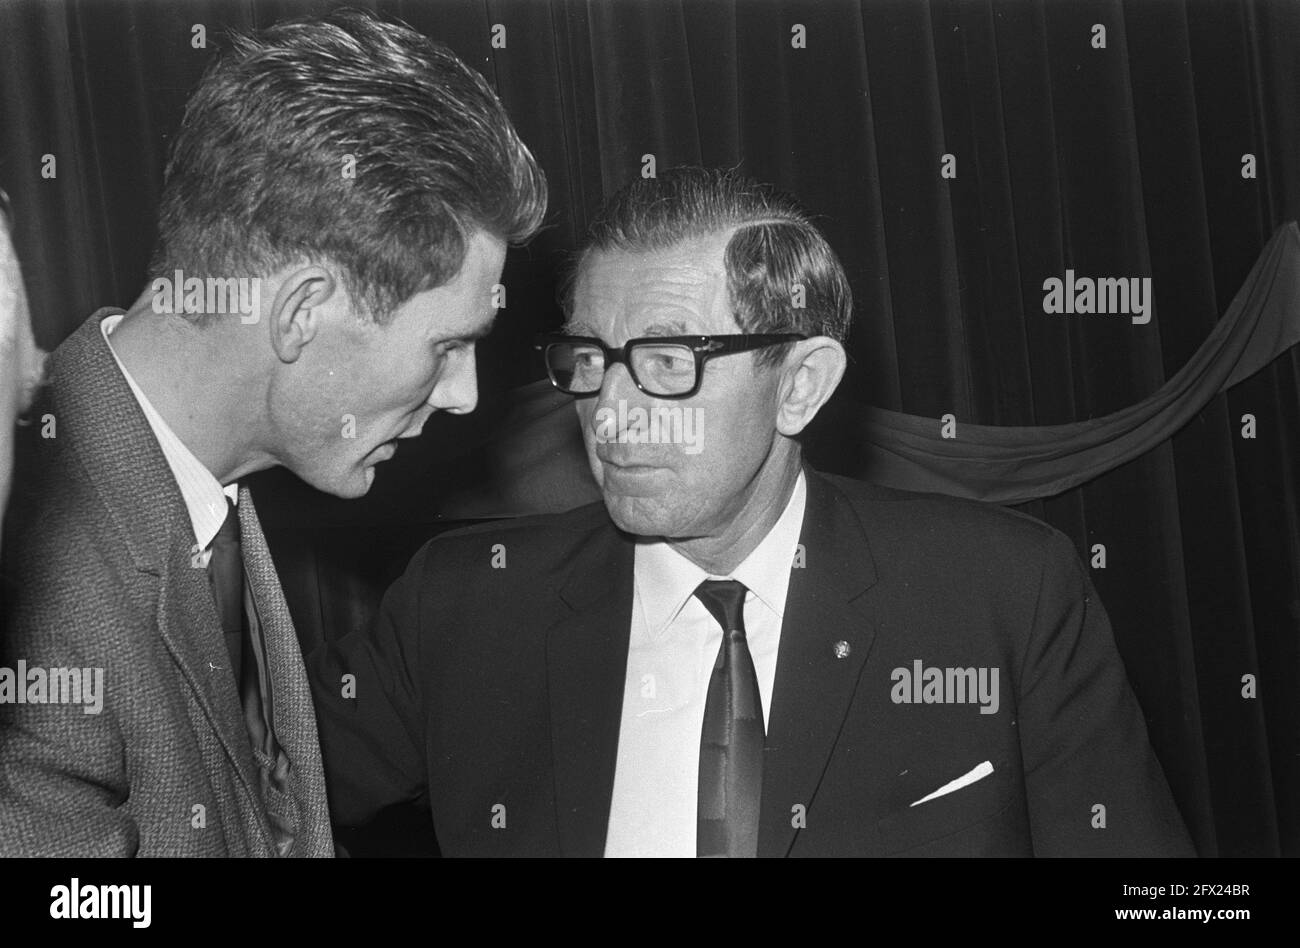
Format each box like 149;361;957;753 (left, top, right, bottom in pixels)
568;167;850;363
150;9;546;321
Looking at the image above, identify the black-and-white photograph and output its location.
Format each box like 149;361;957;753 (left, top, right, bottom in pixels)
0;0;1296;921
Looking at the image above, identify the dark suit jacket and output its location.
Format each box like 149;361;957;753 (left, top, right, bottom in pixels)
309;467;1194;856
0;310;333;856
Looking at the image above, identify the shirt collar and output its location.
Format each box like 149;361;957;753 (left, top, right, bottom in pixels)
100;312;237;549
633;470;808;637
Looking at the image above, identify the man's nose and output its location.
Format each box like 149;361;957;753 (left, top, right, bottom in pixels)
591;360;641;415
428;349;479;416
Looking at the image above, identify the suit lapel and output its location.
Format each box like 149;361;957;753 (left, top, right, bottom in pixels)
548;521;635;857
155;549;269;838
238;487;334;857
759;469;880;857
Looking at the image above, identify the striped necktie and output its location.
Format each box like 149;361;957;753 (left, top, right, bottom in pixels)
694;579;765;857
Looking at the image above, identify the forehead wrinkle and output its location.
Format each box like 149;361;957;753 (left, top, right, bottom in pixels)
576;240;738;340
629;263;726;329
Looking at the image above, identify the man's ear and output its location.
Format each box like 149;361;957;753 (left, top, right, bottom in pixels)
775;336;847;437
267;265;338;364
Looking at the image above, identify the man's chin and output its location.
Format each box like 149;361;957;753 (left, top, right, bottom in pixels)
603;493;686;539
292;441;403;498
357;465;377;494
295;463;376;500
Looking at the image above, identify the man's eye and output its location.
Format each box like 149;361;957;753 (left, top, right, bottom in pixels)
651;353;691;371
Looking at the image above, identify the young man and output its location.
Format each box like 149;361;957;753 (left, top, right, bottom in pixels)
0;10;546;857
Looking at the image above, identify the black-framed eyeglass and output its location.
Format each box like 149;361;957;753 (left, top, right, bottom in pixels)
535;332;806;399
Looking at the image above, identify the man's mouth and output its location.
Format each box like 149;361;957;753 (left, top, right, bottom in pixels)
595;449;661;470
368;440;398;463
596;453;670;491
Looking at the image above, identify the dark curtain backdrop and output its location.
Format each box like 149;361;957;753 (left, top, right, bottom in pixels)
1;0;1297;857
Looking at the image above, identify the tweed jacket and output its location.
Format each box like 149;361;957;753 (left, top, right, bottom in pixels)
0;309;333;856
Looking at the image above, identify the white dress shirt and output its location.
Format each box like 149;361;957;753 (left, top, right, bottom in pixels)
603;471;807;857
101;312;237;558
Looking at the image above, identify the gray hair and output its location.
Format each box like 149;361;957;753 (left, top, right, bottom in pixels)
567;167;851;364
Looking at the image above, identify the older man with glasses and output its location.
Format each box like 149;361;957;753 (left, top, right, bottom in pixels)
307;166;1193;858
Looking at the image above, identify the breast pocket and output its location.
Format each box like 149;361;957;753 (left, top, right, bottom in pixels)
875;761;1023;856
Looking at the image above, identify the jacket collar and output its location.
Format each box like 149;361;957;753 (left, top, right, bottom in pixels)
51;309;189;575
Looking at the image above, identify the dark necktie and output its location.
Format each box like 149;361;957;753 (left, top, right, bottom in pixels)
206;499;271;760
694;579;765;858
207;498;244;686
206;497;295;854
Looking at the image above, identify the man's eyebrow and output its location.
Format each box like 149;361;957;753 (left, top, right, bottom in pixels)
445;311;498;343
640;320;691;337
561;320;599;336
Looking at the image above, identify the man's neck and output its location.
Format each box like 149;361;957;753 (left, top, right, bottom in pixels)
108;294;270;485
667;453;802;576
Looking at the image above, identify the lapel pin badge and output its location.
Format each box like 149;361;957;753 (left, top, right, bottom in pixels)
833;640;851;659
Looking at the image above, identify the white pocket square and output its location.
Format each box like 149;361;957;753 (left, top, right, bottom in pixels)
909;760;994;807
